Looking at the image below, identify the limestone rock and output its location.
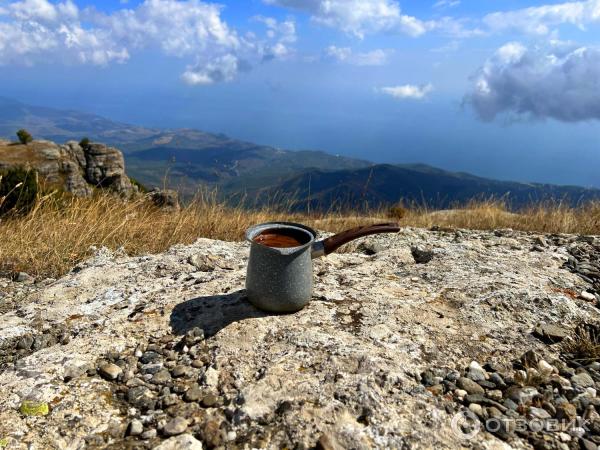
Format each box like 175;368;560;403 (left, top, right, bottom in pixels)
533;323;568;343
0;139;133;197
98;362;122;380
148;189;179;209
0;228;599;448
83;143;133;196
154;434;202;450
163;417;188;436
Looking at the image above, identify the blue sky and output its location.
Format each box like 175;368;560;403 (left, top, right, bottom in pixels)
1;0;600;187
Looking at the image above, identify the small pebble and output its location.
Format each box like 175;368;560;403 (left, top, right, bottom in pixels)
457;377;484;395
127;419;143;436
151;370;172;385
202;393;219;407
98;363;122;381
571;372;594;389
529;407;551;419
184;387;203;402
163;417;188;436
191;359;204;369
487;390;503;402
454;389;467;400
537;360;555;376
141;429;157;440
468;403;484;417
581;291;596;301
171;365;191;378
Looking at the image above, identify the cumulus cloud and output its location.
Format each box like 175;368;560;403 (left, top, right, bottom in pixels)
483;0;600;35
379;83;434;100
466;41;600;122
0;0;294;84
252;15;297;60
182;54;243;85
324;45;392;65
264;0;479;39
264;0;432;38
0;0;129;65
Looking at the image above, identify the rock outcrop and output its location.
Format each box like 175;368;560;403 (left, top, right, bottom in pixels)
0;228;599;449
0;140;134;197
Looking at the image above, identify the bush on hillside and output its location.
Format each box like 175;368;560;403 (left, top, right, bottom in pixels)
0;167;38;216
388;203;408;220
129;177;148;193
16;129;33;145
79;137;90;148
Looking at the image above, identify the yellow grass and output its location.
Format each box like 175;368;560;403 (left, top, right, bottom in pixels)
0;193;599;279
396;200;600;235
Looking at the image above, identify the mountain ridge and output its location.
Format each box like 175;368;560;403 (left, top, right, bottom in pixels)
1;97;599;209
262;164;600;210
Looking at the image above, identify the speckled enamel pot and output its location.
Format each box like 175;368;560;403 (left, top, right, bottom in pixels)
245;221;401;313
245;222;322;313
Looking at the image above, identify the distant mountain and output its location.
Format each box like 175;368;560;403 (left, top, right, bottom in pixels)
0;97;371;194
0;97;158;145
127;143;370;196
261;164;600;210
1;97;599;210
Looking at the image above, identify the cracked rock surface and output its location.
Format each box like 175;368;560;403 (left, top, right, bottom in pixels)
0;228;599;449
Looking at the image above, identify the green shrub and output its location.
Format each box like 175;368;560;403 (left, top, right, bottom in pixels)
129;177;148;193
79;137;90;148
16;129;33;145
0;167;38;216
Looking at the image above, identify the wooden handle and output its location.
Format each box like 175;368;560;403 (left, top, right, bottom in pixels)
321;223;400;255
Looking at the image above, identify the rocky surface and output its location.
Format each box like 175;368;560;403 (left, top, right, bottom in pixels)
0;140;134;197
0;228;599;449
564;239;600;302
420;344;600;449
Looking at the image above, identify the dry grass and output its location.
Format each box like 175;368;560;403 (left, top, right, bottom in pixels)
562;322;600;364
0;191;385;278
395;199;600;235
0;193;599;279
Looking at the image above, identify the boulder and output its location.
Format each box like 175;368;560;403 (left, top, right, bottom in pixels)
0;139;133;197
148;188;180;209
83;143;133;196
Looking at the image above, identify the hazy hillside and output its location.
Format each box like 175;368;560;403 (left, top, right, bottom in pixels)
0;97;158;145
0;98;371;193
126;145;371;195
2;97;599;209
263;164;600;210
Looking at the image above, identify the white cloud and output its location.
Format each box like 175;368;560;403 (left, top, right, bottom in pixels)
325;45;391;65
483;0;600;35
324;45;352;61
380;83;434;100
0;0;294;85
182;53;241;85
466;41;600;122
264;0;432;38
0;0;129;66
252;15;297;60
433;0;460;9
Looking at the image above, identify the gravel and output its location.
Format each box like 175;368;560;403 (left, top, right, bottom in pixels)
421;347;600;447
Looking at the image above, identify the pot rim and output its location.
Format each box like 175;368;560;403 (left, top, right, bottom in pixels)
246;221;317;253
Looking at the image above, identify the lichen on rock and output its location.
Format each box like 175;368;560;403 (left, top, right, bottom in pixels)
19;400;49;417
